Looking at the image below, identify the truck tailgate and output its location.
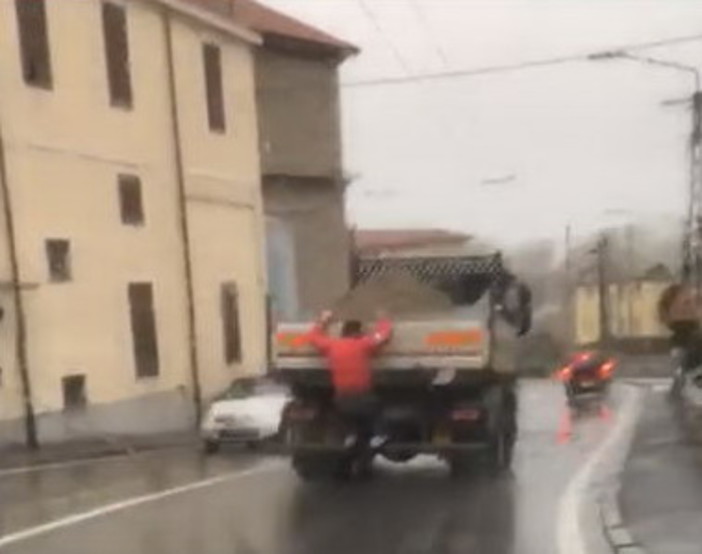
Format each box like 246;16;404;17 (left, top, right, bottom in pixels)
275;320;489;371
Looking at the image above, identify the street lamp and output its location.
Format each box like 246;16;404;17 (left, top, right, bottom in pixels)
588;49;702;286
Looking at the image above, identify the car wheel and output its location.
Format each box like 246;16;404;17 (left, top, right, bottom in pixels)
203;439;220;455
245;440;260;451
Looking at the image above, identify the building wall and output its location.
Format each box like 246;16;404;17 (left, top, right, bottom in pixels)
170;16;267;399
256;49;349;320
255;50;341;177
0;0;265;443
264;176;348;320
574;281;670;345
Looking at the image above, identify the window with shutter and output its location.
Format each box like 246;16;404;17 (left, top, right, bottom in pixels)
203;43;226;132
221;282;242;364
62;375;87;410
15;0;52;89
46;239;71;282
118;174;145;225
102;2;133;108
128;283;160;378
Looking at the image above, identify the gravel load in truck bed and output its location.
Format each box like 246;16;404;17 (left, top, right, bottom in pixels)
333;271;453;320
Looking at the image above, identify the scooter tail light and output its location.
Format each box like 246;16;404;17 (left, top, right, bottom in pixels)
558;366;573;381
599;360;615;378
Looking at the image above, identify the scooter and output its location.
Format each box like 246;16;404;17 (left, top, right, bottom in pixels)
558;352;615;409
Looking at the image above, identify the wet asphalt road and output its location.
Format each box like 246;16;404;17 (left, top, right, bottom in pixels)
0;380;621;554
621;385;702;554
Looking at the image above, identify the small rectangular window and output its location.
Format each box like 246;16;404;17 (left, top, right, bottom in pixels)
102;2;132;108
128;282;160;377
15;0;52;89
221;282;242;364
203;43;226;132
62;374;87;410
46;239;71;282
118;174;144;225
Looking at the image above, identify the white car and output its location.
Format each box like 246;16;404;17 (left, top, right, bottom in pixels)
201;376;289;454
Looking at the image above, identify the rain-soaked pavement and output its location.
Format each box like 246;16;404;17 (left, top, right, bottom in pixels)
0;380;622;554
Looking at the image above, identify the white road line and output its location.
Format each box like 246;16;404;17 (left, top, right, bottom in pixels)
556;386;643;554
0;459;283;548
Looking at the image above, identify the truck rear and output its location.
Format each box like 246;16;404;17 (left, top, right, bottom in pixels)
275;254;531;480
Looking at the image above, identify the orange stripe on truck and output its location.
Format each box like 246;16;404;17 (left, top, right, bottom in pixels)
277;332;309;348
424;329;482;347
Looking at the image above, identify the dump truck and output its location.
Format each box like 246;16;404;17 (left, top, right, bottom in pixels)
274;253;532;479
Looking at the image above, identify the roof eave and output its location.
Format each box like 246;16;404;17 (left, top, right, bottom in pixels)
152;0;263;45
261;32;359;62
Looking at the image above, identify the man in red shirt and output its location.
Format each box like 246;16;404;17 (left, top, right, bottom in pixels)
307;310;393;461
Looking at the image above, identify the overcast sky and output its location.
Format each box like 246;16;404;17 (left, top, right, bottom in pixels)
262;0;702;247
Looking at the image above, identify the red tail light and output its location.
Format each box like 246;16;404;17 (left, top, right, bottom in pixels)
451;407;482;422
558;366;573;381
599;360;616;378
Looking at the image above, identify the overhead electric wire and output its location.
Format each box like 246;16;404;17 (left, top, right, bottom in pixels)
343;31;702;88
356;0;413;75
407;0;449;68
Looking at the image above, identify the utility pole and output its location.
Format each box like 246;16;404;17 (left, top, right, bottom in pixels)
596;234;611;348
689;90;702;291
626;225;635;336
563;224;573;346
588;50;701;286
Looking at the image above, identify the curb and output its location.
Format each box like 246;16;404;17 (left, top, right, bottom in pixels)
597;380;651;554
598;489;646;554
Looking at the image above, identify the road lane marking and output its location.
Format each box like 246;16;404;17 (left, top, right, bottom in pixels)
556;386;643;554
0;459;284;548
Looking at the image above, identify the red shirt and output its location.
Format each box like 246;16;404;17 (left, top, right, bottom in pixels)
307;319;393;394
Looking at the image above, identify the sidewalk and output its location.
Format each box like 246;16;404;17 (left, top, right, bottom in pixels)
619;387;702;554
0;431;198;471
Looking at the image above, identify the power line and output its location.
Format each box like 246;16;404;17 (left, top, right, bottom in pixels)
343;31;702;88
356;0;412;75
407;0;449;68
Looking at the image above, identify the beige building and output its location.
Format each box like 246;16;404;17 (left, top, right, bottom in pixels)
574;265;673;346
0;0;267;447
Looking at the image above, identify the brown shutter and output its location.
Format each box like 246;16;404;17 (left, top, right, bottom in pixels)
203;43;226;132
45;239;71;282
102;2;133;107
15;0;53;88
128;283;160;377
221;282;242;363
118;174;144;225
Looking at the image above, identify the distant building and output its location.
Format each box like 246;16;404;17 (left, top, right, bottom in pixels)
0;0;268;446
355;229;475;259
234;0;359;321
574;264;673;346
